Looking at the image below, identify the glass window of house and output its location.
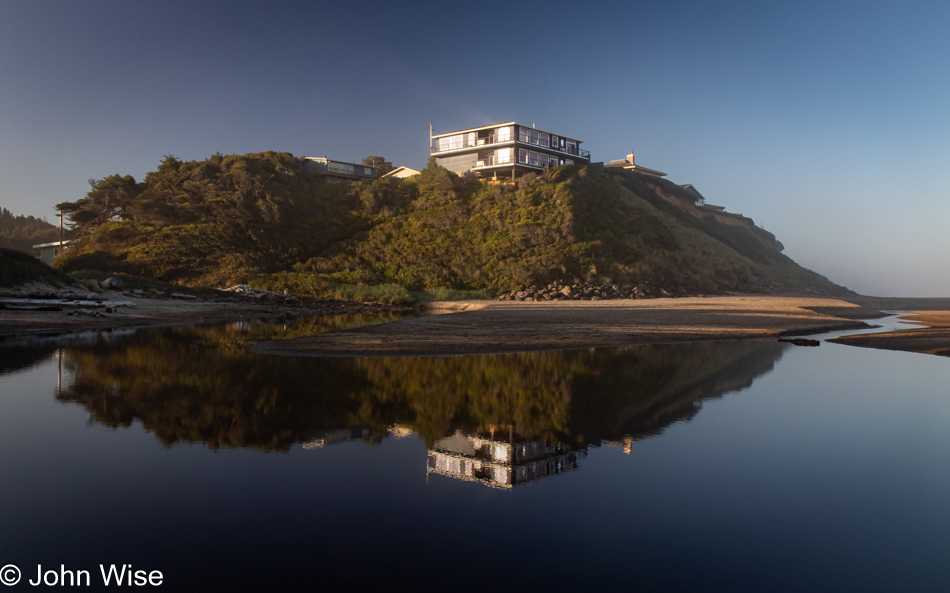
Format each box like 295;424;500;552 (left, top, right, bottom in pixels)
551;135;559;149
528;151;540;165
539;132;549;147
566;140;576;155
549;155;558;167
518;149;528;163
527;129;539;145
497;147;511;163
518;127;529;142
497;126;511;142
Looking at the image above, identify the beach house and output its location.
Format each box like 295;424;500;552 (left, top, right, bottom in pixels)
430;122;590;180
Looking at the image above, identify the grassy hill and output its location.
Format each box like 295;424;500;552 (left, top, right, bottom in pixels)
52;152;848;299
0;247;73;288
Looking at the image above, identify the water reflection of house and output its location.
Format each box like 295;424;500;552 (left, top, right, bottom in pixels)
300;426;376;449
427;430;585;489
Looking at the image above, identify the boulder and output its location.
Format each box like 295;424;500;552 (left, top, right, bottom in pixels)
82;279;102;293
101;277;123;290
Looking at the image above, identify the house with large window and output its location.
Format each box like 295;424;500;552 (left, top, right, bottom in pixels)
301;156;376;183
430;122;590;180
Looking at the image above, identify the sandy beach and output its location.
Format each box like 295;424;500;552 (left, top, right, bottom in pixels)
4;290;950;358
252;295;887;357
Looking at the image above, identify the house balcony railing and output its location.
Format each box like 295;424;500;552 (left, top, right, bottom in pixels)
517;134;590;158
472;156;513;169
433;133;590;159
520;157;550;168
432;134;513;154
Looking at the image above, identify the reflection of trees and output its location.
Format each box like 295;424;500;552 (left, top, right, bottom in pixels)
1;342;59;376
56;320;788;452
56;315;406;451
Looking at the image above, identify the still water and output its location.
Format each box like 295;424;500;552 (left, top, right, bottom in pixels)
1;316;948;591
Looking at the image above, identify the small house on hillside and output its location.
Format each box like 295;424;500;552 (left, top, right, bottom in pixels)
678;184;707;207
301;157;375;183
430;122;590;180
33;240;71;265
606;152;667;177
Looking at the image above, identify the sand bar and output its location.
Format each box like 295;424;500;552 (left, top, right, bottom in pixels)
252;295;884;357
829;310;950;356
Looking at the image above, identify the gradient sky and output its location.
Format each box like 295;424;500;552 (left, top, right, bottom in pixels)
2;0;948;296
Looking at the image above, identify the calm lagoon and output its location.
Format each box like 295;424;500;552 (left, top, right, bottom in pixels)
1;317;948;591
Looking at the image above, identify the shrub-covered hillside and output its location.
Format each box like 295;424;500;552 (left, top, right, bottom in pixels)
54;151;848;297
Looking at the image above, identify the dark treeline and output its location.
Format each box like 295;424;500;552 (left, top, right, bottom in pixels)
0;208;61;254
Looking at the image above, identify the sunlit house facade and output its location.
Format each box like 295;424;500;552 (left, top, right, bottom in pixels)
430;122;590;180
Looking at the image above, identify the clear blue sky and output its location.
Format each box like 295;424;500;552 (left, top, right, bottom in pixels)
2;0;948;296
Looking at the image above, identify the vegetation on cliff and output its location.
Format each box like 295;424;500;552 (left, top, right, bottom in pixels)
51;151;847;299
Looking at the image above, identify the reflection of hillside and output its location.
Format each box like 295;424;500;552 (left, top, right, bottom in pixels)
570;340;789;447
54;321;787;454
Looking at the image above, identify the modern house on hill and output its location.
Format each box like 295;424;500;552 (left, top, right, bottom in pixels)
301;157;376;183
430;122;590;180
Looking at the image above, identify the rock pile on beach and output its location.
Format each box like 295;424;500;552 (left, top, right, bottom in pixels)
497;281;686;302
496;274;855;302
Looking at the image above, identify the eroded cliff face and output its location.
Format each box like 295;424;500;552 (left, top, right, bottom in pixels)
638;175;785;253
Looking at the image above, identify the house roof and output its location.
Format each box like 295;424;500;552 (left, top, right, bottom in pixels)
381;166;420;178
609;163;667;177
678;184;706;202
32;240;72;249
